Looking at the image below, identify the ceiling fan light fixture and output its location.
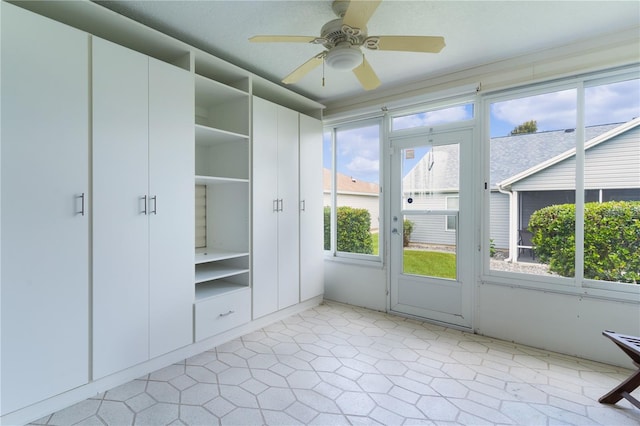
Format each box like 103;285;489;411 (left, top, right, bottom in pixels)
325;45;362;70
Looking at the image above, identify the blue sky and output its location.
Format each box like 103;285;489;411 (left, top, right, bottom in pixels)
325;78;640;183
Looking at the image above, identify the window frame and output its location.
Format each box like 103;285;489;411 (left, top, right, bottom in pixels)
445;195;459;232
481;67;640;298
323;117;384;263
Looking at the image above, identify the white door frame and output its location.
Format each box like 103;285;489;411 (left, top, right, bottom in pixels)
389;127;475;329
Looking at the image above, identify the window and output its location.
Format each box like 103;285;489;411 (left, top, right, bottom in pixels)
324;120;382;259
392;103;474;131
486;73;640;288
445;196;459;231
583;78;640;285
488;88;577;276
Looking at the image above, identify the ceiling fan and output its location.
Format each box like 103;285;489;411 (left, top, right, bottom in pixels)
249;0;445;91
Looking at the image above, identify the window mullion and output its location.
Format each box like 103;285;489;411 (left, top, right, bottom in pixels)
575;82;585;286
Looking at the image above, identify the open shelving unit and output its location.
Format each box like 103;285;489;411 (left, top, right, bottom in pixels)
193;72;251;305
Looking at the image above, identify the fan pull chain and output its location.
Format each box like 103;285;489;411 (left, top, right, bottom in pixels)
322;56;325;87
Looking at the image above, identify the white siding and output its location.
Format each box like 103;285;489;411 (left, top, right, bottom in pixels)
489;191;510;249
404;192;456;246
584;127;640;189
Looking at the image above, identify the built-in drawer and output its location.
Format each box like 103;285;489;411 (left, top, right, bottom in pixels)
194;287;251;341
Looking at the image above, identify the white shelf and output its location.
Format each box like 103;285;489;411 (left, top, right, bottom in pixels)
195;74;248;106
194;281;248;302
195;175;249;185
195;249;249;264
195;263;249;284
195;124;248;146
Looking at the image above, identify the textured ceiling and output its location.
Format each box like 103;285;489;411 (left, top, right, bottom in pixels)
94;1;640;106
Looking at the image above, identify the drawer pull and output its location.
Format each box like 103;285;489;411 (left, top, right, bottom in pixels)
219;310;235;317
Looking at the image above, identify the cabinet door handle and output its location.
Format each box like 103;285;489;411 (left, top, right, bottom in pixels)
142;195;148;215
151;196;157;215
78;193;86;216
219;310;235;317
273;199;279;212
300;199;306;212
279;199;284;212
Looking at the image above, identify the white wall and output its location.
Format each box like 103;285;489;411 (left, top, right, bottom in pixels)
323;260;387;312
477;282;640;368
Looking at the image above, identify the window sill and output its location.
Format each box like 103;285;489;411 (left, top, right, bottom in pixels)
481;270;640;304
324;253;384;269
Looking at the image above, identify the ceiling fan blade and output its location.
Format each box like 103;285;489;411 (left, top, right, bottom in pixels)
367;36;446;53
282;54;324;84
342;0;382;30
352;57;380;91
249;35;318;43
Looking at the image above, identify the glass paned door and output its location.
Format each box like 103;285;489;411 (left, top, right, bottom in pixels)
390;130;473;328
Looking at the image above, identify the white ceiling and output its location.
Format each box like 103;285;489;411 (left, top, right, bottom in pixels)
93;1;639;106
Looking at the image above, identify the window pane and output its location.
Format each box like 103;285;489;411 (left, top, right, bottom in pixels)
402;145;458;280
583;78;640;284
488;89;577;276
323;131;332;251
392;103;474;131
335;124;381;255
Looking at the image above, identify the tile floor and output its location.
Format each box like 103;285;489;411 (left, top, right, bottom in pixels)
32;301;639;425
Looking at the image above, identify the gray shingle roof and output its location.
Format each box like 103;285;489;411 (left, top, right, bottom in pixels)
489;123;620;188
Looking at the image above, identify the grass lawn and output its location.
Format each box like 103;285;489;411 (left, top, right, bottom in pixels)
403;250;456;279
370;232;456;278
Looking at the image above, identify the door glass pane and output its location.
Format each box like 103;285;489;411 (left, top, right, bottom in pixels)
401;144;458;280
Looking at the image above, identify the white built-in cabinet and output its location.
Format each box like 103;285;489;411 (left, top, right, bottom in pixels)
0;2;90;414
252;97;309;319
1;2;324;421
92;37;194;379
193;74;251;341
299;114;325;301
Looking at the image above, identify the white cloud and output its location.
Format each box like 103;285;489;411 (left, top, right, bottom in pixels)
491;89;577;131
394;105;472;130
585;79;640;125
346;156;379;174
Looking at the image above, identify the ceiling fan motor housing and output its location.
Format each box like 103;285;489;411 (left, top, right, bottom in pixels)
320;18;367;49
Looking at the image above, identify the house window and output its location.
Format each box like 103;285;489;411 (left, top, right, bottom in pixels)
392;103;474;131
445;196;459;231
324;119;382;259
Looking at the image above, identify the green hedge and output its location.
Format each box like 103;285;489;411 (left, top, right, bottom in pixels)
324;206;373;254
529;201;640;283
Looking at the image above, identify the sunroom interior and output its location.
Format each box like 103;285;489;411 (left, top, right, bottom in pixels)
1;0;639;424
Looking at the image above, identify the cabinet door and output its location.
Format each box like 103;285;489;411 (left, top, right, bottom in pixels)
92;37;150;379
252;97;279;318
0;3;89;413
276;106;300;310
299;114;325;301
148;58;194;357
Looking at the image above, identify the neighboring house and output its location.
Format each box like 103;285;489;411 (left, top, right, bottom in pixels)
403;119;640;258
497;117;640;260
323;168;380;231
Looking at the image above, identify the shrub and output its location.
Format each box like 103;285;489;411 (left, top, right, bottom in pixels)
324;206;331;250
529;201;640;283
324;206;374;254
403;219;414;247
